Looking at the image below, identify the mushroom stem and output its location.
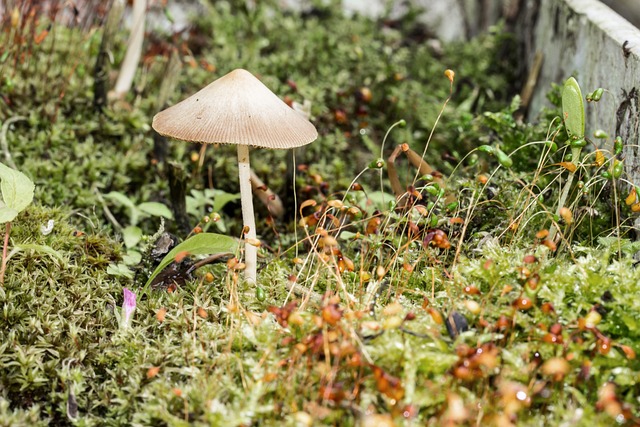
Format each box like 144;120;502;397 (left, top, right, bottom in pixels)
237;144;257;285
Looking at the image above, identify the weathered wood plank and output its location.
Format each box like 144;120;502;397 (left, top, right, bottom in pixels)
514;0;640;228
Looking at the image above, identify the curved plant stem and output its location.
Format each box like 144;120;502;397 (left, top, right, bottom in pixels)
1;116;26;169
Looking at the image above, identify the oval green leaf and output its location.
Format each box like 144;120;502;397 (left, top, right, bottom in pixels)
144;233;238;288
0;162;35;222
138;202;174;219
562;77;585;139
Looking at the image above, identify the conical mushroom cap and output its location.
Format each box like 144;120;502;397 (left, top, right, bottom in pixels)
152;69;318;149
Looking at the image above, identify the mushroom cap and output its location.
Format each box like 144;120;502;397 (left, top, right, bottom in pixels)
152;69;318;149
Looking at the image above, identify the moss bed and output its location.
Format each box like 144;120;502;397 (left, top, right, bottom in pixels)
0;1;639;425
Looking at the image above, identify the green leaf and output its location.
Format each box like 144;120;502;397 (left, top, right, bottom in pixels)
562;77;585;139
107;263;135;279
212;190;241;213
138;202;174;219
144;233;237;288
0;162;35;223
122;250;142;265
0;207;19;223
122;226;142;249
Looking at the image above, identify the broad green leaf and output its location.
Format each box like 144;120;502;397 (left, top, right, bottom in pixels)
138;202;174;219
144;233;237;288
0;207;19;223
122;225;143;249
123;250;142;265
107;263;135;279
212;190;241;213
0;162;35;223
562;77;585;139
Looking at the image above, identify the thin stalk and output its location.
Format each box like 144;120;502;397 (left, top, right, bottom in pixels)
237;145;257;285
0;222;11;285
549;146;582;242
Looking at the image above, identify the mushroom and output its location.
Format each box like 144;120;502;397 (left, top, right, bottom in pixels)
152;69;317;284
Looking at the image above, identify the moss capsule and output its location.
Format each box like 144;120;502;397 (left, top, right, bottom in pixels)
587;88;604;102
593;129;608;139
495;148;512;168
369;159;385;169
625;188;636;205
614;136;623;155
256;286;266;301
478;145;495;154
613;159;624;179
570;138;587;148
544;141;558;152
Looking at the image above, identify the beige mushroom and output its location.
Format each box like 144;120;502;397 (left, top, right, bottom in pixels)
152;69;317;285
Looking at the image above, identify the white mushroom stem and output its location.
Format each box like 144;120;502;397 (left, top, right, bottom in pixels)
237;144;257;285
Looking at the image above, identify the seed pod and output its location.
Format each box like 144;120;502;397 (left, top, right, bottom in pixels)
444;69;455;83
514;296;534;310
369;159;385;169
446;201;459;211
424;185;439;196
593;129;608;139
619;344;636;359
595;149;605;167
570;138;587;148
625;188;636;205
464;300;481;315
544;141;558;152
612;159;624;179
358;87;372;103
597;338;612;355
541;357;570;380
536;229;549;239
147;366;161;379
559;207;573;224
542;333;562;344
478;145;495;154
584;310;602;328
558;162;577;173
588;88;604;102
550;323;563;335
496;148;513;168
463;285;481;295
614;136;623;155
256;286;266;301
